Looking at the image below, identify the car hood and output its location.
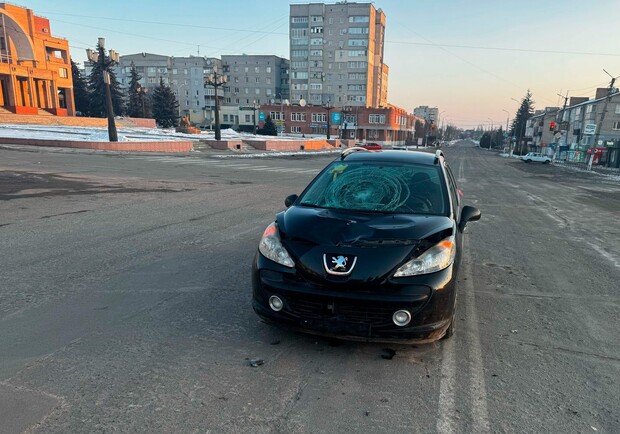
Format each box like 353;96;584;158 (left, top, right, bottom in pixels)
276;206;454;284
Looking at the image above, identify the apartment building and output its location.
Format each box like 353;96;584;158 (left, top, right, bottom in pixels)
553;88;620;167
219;54;289;130
413;106;439;122
102;53;222;125
525;107;559;151
0;3;75;115
289;2;388;108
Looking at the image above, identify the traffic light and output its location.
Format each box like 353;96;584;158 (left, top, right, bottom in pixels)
431;122;435;130
549;121;556;131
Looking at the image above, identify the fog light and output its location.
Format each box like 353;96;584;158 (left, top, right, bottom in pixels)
392;310;411;327
268;295;284;312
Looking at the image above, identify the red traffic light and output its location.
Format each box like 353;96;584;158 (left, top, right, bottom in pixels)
549;121;556;131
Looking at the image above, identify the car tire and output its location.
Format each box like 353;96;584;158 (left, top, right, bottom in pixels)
543;160;550;164
441;313;456;340
525;159;531;163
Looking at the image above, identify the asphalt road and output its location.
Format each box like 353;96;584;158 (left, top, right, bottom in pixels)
0;142;618;433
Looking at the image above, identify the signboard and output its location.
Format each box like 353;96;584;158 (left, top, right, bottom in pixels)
583;123;597;135
331;112;342;124
259;112;265;122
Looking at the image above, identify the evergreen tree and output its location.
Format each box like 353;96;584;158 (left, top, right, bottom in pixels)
510;90;535;141
126;63;151;118
258;115;277;136
480;132;491;148
87;41;125;117
152;77;179;128
71;59;91;116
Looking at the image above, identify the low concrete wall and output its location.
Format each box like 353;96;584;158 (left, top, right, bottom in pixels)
0;137;193;153
122;117;157;128
244;139;334;151
201;139;244;150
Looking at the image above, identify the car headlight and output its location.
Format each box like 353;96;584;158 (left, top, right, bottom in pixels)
259;223;295;268
393;236;456;277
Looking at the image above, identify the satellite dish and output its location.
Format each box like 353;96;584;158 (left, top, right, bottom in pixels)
284;99;290;106
299;99;307;107
270;98;275;104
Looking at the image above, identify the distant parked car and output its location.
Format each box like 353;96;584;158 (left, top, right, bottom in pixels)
359;143;382;150
521;152;551;164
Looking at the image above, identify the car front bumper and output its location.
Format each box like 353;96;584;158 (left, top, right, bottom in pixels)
251;253;458;343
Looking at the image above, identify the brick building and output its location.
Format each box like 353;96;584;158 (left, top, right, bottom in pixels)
0;3;74;115
258;103;416;145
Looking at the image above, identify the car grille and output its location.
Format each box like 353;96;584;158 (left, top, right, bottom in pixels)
286;296;423;325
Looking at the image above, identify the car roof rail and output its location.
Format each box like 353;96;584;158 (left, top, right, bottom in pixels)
341;146;371;160
434;149;445;164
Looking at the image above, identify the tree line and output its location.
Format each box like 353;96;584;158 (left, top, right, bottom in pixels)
72;42;179;127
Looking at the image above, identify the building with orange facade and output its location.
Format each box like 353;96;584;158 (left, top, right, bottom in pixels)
0;3;74;115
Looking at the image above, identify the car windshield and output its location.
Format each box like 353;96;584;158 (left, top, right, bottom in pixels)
298;161;447;215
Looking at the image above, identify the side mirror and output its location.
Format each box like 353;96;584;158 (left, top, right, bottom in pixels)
284;194;298;208
459;205;481;231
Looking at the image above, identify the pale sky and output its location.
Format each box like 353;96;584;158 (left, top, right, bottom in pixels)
26;0;620;129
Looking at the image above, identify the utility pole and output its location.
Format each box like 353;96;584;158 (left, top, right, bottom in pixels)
87;38;118;142
592;69;618;153
252;100;258;135
205;66;227;141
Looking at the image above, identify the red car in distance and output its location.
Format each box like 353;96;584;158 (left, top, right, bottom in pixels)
358;143;383;150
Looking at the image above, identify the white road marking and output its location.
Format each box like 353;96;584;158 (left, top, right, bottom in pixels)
586;241;620;269
436;339;457;433
463;245;491;433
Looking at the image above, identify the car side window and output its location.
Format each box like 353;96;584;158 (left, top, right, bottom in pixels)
444;164;460;216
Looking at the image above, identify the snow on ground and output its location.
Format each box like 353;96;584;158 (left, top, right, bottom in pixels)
0;123;334;143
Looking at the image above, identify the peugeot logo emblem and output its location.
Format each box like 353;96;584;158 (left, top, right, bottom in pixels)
323;254;357;276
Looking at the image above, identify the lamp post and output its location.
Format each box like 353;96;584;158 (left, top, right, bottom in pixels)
205;66;227;141
340;105;350;140
138;84;147;118
324;100;333;140
86;38;118;142
252;100;258;135
278;94;289;136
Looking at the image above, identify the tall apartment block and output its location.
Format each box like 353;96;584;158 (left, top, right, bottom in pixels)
221;54;289;107
289;2;388;108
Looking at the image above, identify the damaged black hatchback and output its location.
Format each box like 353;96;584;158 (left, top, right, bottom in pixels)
252;148;481;343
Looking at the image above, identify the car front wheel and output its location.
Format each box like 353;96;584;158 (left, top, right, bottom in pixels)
441;313;456;340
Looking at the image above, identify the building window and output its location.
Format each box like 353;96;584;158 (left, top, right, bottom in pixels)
291;126;302;133
291;112;306;121
266;66;272;73
310;49;323;57
312;113;327;122
310;38;323;45
310;83;322;90
349;16;370;23
348;39;368;47
615;104;620;114
348;72;367;80
255;89;260;95
291;28;308;38
369;114;386;124
223;114;229;122
311;26;323;33
311;15;323;22
348;50;367;57
245;114;251;122
292;71;308;79
58;68;68;78
348;27;369;34
368;129;379;139
291;16;309;23
613;121;620;130
291;50;308;58
270;111;283;121
292;38;309;45
586;105;593;113
348;84;366;91
255;66;260;73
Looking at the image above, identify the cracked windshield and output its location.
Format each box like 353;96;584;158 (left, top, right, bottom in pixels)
0;1;618;433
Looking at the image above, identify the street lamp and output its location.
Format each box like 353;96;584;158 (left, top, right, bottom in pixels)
278;94;289;136
324;99;333;140
340;105;350;140
252;100;258;135
138;84;147;118
205;66;228;141
86;37;118;142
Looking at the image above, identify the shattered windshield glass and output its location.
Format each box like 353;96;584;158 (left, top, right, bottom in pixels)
299;161;447;215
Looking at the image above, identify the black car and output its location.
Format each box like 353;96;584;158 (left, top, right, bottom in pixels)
252;148;481;343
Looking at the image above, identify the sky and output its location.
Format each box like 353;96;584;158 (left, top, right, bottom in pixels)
23;0;620;129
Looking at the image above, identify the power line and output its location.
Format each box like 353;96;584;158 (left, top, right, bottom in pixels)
386;40;620;58
41;12;290;36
